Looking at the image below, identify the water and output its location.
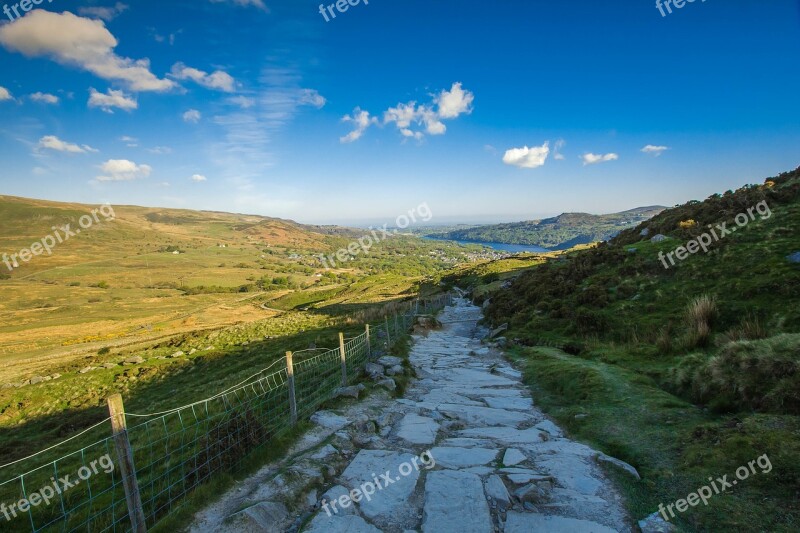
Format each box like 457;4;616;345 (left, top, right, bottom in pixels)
424;236;550;253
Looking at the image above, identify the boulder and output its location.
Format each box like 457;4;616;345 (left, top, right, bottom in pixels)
376;378;396;391
650;234;668;243
377;356;403;368
365;362;385;380
639;511;678;532
484;475;511;510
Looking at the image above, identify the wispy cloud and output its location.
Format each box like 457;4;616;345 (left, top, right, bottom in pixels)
78;2;129;21
190;174;208;182
29;92;59;104
209;0;268;11
553;138;566;160
340;108;378;144
582;152;619;165
38;135;98;154
170;62;236;92
183;109;202;123
642;144;669;156
0;86;13;101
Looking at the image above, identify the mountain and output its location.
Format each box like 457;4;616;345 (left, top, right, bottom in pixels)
426;206;666;250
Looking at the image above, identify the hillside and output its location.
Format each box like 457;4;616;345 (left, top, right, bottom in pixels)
0;195;477;383
427;206;665;249
451;167;800;531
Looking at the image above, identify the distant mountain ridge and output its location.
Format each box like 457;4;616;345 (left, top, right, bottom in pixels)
427;206;666;250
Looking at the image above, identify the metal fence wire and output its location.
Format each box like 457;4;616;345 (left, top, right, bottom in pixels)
0;293;453;532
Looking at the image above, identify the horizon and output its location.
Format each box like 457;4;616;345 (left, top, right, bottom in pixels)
1;1;799;223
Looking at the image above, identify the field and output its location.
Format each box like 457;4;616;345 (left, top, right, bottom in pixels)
0;195;487;467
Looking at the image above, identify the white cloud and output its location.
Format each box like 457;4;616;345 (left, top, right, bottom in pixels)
183;109;202;123
642;144;669;156
78;2;129;21
340;107;378;143
148;146;172;154
553;139;566;160
38;135;97;154
503;142;550;169
582;152;619;165
96;159;151;181
119;135;138;143
228;95;256;109
190;174;207;182
88;88;137;113
209;0;268;11
0;86;12;101
298;89;326;109
170;62;236;92
435;82;474;119
0;11;175;92
347;82;474;142
29;92;59;104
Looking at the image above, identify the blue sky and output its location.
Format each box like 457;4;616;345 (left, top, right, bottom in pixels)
0;0;798;225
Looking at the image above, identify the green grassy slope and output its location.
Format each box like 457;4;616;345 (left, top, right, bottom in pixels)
463;167;800;531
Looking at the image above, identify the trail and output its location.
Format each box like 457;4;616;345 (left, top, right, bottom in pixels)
190;297;633;532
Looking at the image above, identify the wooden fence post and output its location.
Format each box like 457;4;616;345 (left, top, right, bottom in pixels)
365;324;371;359
339;332;347;386
107;394;147;533
385;317;391;346
286;351;297;426
394;312;398;336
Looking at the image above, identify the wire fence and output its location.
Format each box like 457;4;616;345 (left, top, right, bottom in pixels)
0;293;453;532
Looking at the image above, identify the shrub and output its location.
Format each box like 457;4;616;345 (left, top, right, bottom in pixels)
670;334;800;414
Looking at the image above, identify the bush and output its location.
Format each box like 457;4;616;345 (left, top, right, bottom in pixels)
670;334;800;414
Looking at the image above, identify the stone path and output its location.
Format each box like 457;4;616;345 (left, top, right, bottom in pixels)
190;298;633;532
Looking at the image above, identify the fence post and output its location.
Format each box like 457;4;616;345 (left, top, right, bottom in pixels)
415;299;419;315
107;394;147;533
286;351;297;426
394;312;399;337
385;316;391;346
339;332;347;386
365;324;371;360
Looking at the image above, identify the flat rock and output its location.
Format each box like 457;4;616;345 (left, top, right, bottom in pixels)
310;411;349;430
304;513;381;533
422;470;493;533
459;426;545;445
396;413;440;445
483;396;533;411
429;446;498;469
228;501;289;532
535;420;564;437
320;486;357;516
438;403;532;427
505;513;617;533
503;448;527;466
340;450;421;523
484;475;511;510
377;356;403;367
